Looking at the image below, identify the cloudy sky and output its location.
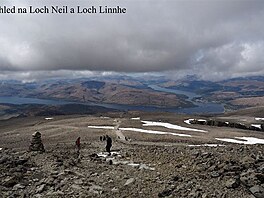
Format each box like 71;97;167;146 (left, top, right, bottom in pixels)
0;0;264;81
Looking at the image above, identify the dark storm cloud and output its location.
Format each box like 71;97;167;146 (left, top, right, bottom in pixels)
0;0;264;80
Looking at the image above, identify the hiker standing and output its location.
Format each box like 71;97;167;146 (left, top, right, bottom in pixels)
105;135;112;155
76;137;81;153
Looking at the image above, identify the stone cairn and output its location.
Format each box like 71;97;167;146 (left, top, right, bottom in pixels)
29;132;45;152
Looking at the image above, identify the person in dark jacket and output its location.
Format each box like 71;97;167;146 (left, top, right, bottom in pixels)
76;137;81;153
105;135;112;155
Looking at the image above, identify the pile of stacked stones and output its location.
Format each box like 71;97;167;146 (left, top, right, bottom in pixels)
29;131;45;152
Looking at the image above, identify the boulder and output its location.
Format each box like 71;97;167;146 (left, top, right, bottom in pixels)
225;178;240;188
249;185;264;198
158;188;174;197
89;184;103;194
36;184;46;193
124;178;135;186
240;170;259;187
2;176;19;188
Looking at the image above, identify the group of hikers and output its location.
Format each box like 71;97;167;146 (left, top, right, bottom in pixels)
75;135;112;155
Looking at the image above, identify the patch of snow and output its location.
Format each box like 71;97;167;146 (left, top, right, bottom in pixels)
139;164;155;171
127;163;140;167
188;144;225;147
184;119;194;125
215;137;264;145
197;119;207;122
97;153;108;158
225;121;229;124
119;127;192;137
88;126;115;130
142;120;207;133
131;117;140;120
251;124;262;129
0;148;2;151
255;117;264;121
97;151;121;158
113;160;130;165
100;116;110;119
97;153;155;170
45;117;53;120
127;163;155;170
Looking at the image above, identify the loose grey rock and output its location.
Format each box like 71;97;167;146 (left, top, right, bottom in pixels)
90;172;99;177
89;184;103;194
249;185;264;198
124;178;135;186
202;193;208;198
74;179;83;185
36;184;46;193
158;188;174;197
51;191;65;196
240;156;255;166
255;173;264;183
111;187;119;192
34;194;43;198
16;158;28;165
211;171;220;178
225;178;240;188
0;156;8;164
255;154;264;163
73;171;85;178
258;164;264;173
3;176;18;187
71;184;82;190
13;184;25;190
240;170;259;187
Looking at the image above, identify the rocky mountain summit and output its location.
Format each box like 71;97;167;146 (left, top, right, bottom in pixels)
1;112;264;197
0;141;263;197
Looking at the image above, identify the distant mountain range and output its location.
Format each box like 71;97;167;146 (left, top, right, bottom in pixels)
0;79;191;108
1;75;264;110
160;76;264;108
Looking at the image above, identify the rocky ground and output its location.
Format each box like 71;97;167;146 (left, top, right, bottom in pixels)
1;142;264;198
0;113;264;197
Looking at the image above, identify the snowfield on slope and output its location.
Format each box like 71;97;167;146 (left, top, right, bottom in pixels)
215;137;264;145
142;120;207;133
119;127;192;137
88;126;115;130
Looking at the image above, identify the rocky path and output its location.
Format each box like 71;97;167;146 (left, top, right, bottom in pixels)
113;119;187;147
114;119;127;142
